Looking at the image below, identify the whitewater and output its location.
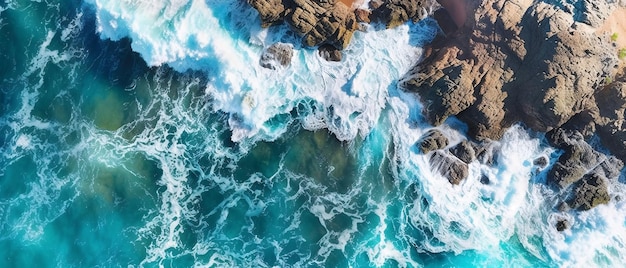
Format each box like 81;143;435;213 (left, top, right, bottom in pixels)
1;0;626;267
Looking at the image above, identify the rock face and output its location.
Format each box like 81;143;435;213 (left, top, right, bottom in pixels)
249;0;430;51
401;0;622;145
260;42;294;69
415;129;449;153
546;128;624;211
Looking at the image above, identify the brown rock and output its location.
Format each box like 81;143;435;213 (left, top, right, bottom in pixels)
318;44;342;61
416;129;449;154
402;0;620;140
448;140;476;164
260;43;294;69
429;150;469;185
249;0;285;27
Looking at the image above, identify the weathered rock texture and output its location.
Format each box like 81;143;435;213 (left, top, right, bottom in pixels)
260;42;294;69
402;0;626;162
547;128;623;211
249;0;430;50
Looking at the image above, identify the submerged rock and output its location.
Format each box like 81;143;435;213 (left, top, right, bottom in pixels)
260;43;294;69
569;173;611;211
546;128;624;210
402;0;621;143
429;150;468;185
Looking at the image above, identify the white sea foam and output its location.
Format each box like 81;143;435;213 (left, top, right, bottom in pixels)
78;0;626;266
84;0;438;142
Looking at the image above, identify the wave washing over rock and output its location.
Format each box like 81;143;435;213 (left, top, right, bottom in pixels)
1;0;626;267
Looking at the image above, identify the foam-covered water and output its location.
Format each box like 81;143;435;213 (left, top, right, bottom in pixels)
1;0;626;267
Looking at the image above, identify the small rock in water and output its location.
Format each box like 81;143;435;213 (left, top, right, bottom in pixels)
556;219;569;232
533;156;548;168
318;44;342;62
260;42;293;70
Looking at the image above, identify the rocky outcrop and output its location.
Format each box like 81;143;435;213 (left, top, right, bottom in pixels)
415;129;449;153
546;128;624;211
249;0;359;50
249;0;430;51
448;139;475;164
429;150;468;185
401;0;622;144
369;0;431;28
260;42;294;69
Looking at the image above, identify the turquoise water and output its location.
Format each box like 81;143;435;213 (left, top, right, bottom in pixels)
1;0;626;267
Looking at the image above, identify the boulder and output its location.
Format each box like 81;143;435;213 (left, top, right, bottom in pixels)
248;0;286;27
545;128;623;210
448;140;476;164
401;0;620;141
416;129;449;154
568;173;611;211
260;43;294;69
429;150;469;185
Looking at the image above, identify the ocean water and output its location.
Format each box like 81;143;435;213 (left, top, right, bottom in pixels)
1;0;626;267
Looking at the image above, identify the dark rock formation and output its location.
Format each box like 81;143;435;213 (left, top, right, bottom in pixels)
569;173;611;211
260;42;294;69
546;128;624;210
369;0;430;28
448;140;475;164
318;44;343;61
555;219;569;232
429;150;468;185
416;129;449;153
249;0;361;50
401;0;621;144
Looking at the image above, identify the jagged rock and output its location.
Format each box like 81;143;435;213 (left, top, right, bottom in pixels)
416;129;449;154
402;0;620;141
448;140;475;164
252;0;359;50
429;150;468;185
569;173;611;211
370;0;429;28
318;44;342;61
248;0;286;27
260;43;294;69
546;128;602;189
474;141;499;166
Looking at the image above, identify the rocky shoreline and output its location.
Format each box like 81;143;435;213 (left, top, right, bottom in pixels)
248;0;626;215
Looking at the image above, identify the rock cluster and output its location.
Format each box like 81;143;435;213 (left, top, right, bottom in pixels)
249;0;430;52
547;128;623;211
402;0;622;143
415;129;500;185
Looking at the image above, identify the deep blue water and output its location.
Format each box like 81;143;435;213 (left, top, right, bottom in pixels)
1;0;625;267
